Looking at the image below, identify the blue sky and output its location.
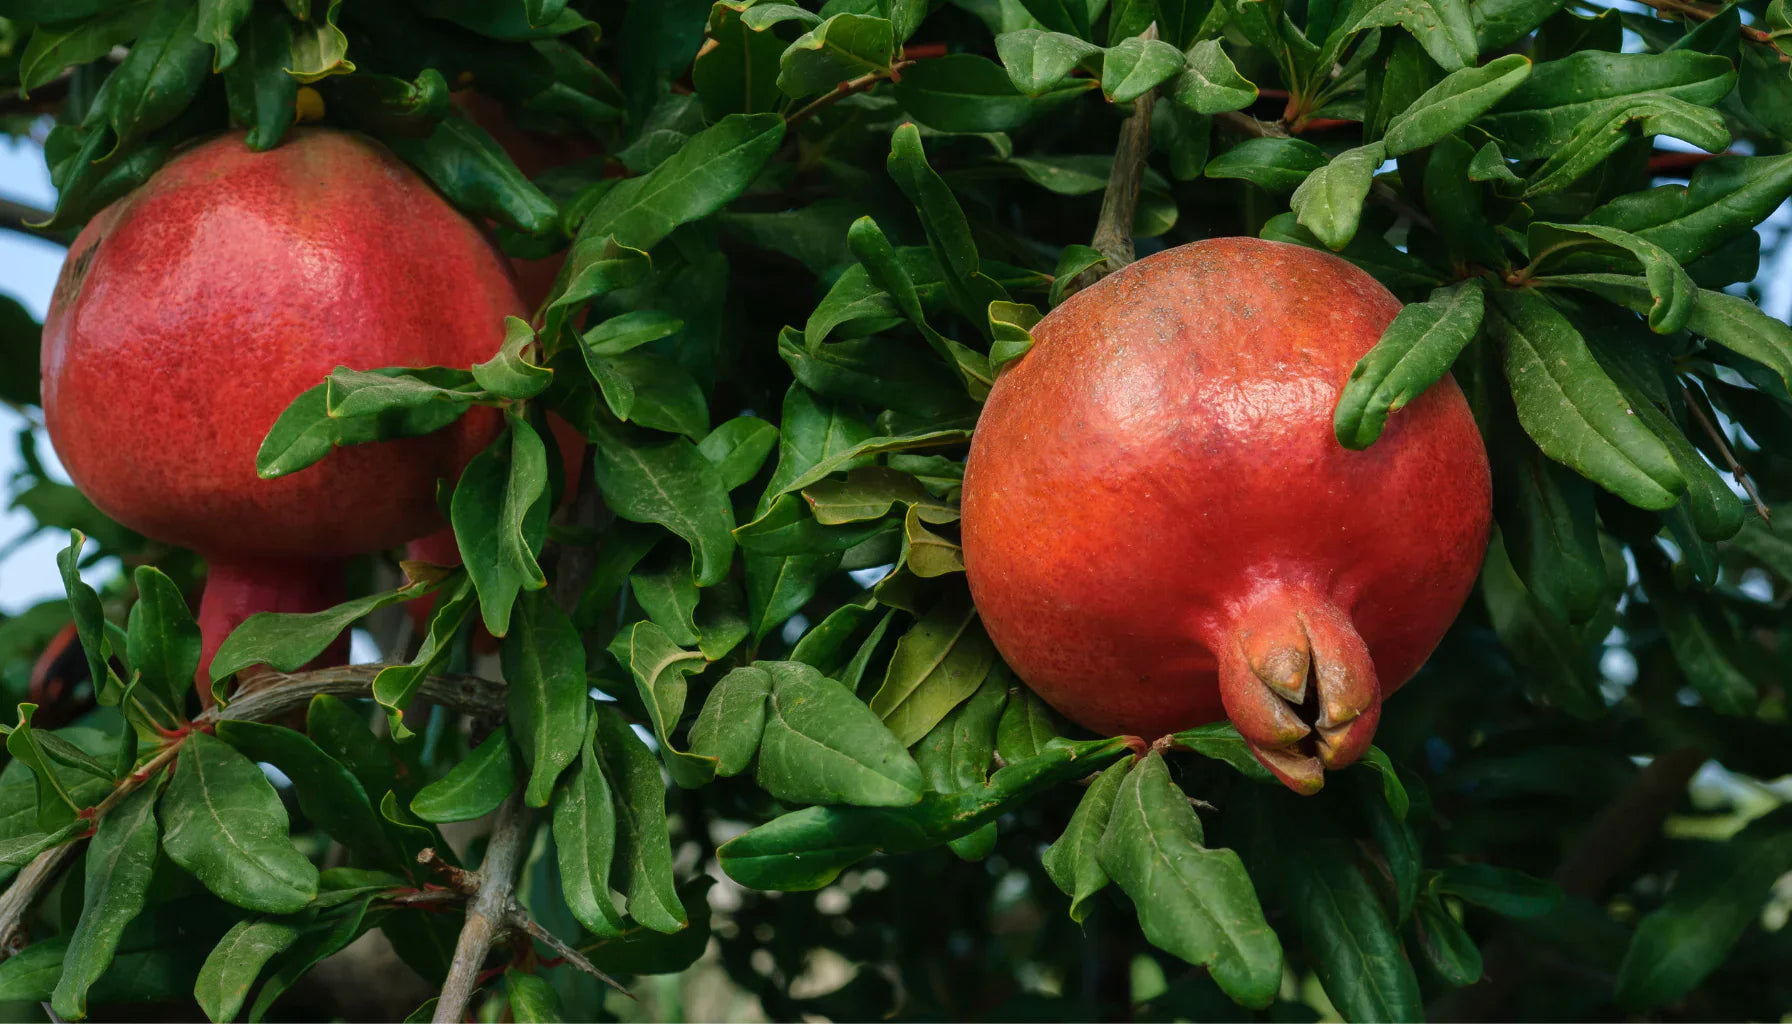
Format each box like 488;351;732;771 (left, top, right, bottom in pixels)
1;134;79;616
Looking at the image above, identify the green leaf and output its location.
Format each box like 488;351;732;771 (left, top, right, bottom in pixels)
195;916;307;1024
1641;577;1759;715
589;419;737;588
214;720;395;868
1434;864;1562;918
1290;141;1385;251
698;416;780;491
868;596;998;746
1542;275;1792;398
285;0;352;81
1206;137;1328;193
1616;807;1792;1009
582;113;786;251
1172;722;1275;781
1527;222;1694;334
411;728;518;824
1478;50;1736;160
689;665;773;778
1347;0;1476;69
57;532;123;706
996;688;1063;764
994;29;1102;96
503;591;589;807
1050;244;1107;305
159;731;318;914
1467;140;1521;183
84;0;211;153
256;374;472;480
692;2;786;118
756;661;923;807
886;124;1011;328
472;318;553;400
124;565;200;710
1383;54;1531;156
210;580;429;684
1098;753;1283;1009
6;705;89;832
541;237;651;348
1169;39;1257;115
553;712;626;937
323;367;481;420
1589;153;1792;266
1412;892;1483;987
1041;758;1130;922
245;893;380;1021
1015;0;1097;36
913;667;1007;794
720;736;1132;890
370;576;477;739
1335;279;1484;449
382;116;558;237
607;621;715;788
50;778;161;1021
19;4;156;96
893;54;1090;133
1480;534;1603;718
1101;36;1186;103
778;13;895;98
1483;288;1684;510
1275;816;1425;1021
592;706;687;933
197;0;252;70
453;417;550;638
505;970;564;1023
581;310;685;357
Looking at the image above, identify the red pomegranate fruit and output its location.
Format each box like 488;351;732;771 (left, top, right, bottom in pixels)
960;238;1491;792
42;128;519;692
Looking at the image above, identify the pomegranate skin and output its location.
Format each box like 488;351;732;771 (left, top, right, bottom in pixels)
961;238;1491;786
41;128;515;561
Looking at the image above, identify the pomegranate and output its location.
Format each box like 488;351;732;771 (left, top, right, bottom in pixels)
42;128;519;693
960;238;1491;792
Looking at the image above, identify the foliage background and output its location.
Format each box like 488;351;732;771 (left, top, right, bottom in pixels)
0;0;1790;1021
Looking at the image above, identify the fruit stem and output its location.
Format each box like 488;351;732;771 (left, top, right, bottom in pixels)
196;555;349;705
1069;24;1160;295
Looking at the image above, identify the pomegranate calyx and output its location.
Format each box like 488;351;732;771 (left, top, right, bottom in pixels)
1218;587;1383;794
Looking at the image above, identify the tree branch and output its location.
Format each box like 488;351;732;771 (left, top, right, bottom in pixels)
785;61;917;129
1429;746;1707;1021
1072;24;1160;295
514;911;630;997
433;793;531;1024
0;666;506;957
1680;382;1770;523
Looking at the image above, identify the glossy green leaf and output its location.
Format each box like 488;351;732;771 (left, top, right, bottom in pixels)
1616;807;1792;1009
286;0;352;81
505;970;564;1023
1336;278;1484;449
1383;54;1531;156
1277;822;1424;1021
692;1;786;118
382;115;557;235
581;113;786;251
50;778;161;1021
194;915;307;1024
589;419;736;588
756;661;923;807
453;417;550;637
1206;137;1329;193
123;565;199;710
1041;758;1130;922
369;575;477;738
607;621;715;788
1098;753;1283;1009
994;29;1102;96
1588;153;1792;266
214;720;395;868
410;728;518;824
56;532;123;705
1102;36;1186;103
1478;50;1736;159
504;590;589;806
1347;0;1476;69
592;705;686;933
698;416;780;491
472;317;553;400
689;665;772;778
1434;864;1562;918
159;731;318;914
893;54;1090;133
1290;141;1385;250
322;367;481;420
1528;222;1694;334
1412;892;1483;987
1169;39;1257;114
778;13;894;98
1484;288;1683;510
554;711;627;937
256;373;473;481
869;596;997;746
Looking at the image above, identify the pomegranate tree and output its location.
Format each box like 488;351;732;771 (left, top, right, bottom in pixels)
961;238;1492;792
41;128;518;691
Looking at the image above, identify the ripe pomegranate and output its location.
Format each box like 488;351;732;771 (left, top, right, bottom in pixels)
42;128;519;693
960;238;1491;792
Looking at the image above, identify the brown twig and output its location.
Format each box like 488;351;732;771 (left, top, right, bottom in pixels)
514;911;631;997
1429;747;1707;1021
1070;24;1161;295
433;794;531;1024
1681;381;1771;522
786;60;917;128
1636;0;1791;58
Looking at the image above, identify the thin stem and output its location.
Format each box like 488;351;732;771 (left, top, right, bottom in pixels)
1635;0;1791;57
0;199;63;245
786;60;916;128
514;912;631;997
434;794;531;1024
1071;24;1161;294
1214;110;1290;139
1680;380;1771;522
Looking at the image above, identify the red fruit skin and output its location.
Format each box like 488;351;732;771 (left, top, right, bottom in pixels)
42;128;515;560
960;238;1491;767
41;128;521;694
